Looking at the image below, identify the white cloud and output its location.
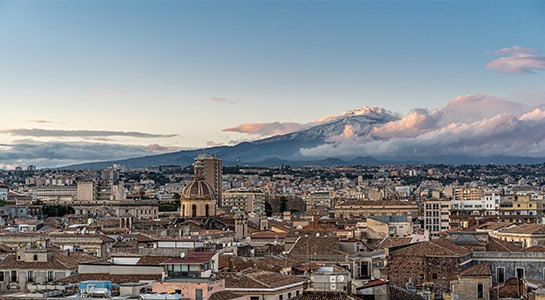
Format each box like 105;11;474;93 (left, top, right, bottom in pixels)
485;46;545;74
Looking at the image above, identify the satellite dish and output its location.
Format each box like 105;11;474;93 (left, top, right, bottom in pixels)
180;252;186;258
337;275;345;282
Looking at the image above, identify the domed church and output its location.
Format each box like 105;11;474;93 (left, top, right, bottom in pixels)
180;161;217;218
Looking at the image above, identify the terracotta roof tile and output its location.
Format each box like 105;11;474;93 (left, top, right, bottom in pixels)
220;268;305;289
54;273;162;284
459;264;491;276
501;224;545;234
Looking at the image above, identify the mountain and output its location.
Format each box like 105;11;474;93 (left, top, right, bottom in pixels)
62;106;545;169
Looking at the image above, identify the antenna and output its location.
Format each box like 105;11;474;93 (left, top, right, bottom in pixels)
237;151;241;167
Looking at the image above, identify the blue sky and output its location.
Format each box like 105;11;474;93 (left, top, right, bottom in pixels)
0;0;544;168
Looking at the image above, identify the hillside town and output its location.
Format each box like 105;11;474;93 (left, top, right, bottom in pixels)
1;155;545;299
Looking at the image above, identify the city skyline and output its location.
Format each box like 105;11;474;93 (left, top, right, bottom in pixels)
1;0;544;168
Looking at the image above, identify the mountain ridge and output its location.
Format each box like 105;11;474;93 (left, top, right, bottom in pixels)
61;106;545;169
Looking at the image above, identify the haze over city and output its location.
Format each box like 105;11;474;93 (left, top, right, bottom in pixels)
1;0;544;168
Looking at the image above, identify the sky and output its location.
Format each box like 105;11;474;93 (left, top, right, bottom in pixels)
0;0;544;169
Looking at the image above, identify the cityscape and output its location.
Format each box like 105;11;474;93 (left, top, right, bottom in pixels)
2;0;545;299
0;154;545;299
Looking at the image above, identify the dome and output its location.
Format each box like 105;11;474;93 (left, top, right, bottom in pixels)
181;180;215;199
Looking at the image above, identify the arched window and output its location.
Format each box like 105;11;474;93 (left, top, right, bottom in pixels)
205;204;210;217
192;205;197;217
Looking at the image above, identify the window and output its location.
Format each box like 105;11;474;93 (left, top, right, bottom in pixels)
279;295;283;300
288;293;291;299
497;267;505;283
33;255;38;261
250;297;260;300
48;271;53;282
27;271;33;282
516;268;524;279
11;271;16;282
432;273;438;279
477;283;483;298
0;272;4;282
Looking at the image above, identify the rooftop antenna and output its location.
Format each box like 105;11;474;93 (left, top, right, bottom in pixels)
237;151;241;167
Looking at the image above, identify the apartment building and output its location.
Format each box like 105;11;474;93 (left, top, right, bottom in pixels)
423;198;451;239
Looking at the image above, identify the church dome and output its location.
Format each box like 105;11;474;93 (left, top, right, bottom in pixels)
181;180;215;199
181;160;216;199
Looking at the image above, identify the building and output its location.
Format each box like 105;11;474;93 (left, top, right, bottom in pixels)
450;263;492;300
387;238;472;293
222;189;265;216
366;216;413;240
219;268;306;300
0;241;92;292
489;223;545;248
196;154;223;207
423;198;451;239
152;252;225;300
333;200;419;219
181;161;217;218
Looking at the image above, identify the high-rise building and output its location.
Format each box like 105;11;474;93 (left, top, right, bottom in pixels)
195;154;222;206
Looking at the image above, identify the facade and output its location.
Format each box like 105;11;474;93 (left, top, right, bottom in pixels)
366;215;413;239
195;154;223;207
498;194;543;223
0;244;82;291
387;238;472;293
29;185;77;204
333;200;419;219
71;200;159;221
423;198;451;239
450;263;492;300
489;223;545;248
152;252;224;300
222;189;265;216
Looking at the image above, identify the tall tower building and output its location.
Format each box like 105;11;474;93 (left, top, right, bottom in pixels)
195;154;223;206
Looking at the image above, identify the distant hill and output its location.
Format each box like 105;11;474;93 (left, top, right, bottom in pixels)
62;107;545;169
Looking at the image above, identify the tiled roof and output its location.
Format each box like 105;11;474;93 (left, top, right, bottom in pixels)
208;290;244;300
379;237;413;249
486;237;522;252
134;233;157;242
477;221;513;231
251;231;287;239
390;238;470;257
459;264;491;277
137;256;177;266
0;251;80;270
357;279;388;289
523;245;545;252
54;273;162;284
113;240;138;248
220;268;305;289
288;236;345;256
501;224;545;235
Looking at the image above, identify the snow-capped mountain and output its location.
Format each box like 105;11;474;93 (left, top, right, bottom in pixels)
63;106;544;169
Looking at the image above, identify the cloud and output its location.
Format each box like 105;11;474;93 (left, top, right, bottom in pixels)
0;141;158;169
223;122;306;137
1;128;177;138
441;94;528;124
27;119;66;124
300;93;545;159
485;46;545;74
146;144;181;153
372;109;441;139
210;96;240;104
